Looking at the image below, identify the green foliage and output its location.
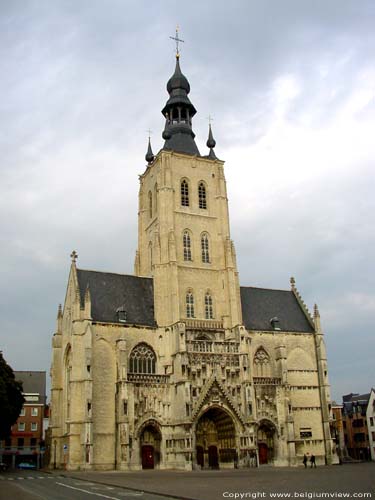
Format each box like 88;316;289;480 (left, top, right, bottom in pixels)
0;352;24;440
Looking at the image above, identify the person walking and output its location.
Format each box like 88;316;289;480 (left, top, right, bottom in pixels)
310;454;316;468
303;454;308;468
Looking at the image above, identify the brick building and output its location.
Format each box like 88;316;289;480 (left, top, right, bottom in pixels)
342;392;371;461
0;371;47;469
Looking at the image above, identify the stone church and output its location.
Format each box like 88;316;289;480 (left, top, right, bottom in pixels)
50;50;334;470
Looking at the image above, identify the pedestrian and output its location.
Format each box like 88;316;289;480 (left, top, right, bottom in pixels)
310;454;316;468
303;454;308;468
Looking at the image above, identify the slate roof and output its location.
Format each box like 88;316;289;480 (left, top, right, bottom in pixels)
14;371;46;404
240;286;315;333
76;269;156;327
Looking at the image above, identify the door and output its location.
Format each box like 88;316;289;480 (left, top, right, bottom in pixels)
258;443;268;464
196;446;204;468
208;445;219;468
142;445;154;469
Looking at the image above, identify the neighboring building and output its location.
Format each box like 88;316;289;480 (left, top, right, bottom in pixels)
342;392;371;460
331;402;345;460
0;371;46;468
50;50;334;470
366;389;375;461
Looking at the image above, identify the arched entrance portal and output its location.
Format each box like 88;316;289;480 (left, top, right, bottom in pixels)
140;424;161;469
257;420;276;464
196;407;236;469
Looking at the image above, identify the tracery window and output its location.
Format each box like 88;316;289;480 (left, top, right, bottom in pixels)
205;292;214;319
201;233;210;263
253;347;271;377
198;182;207;209
181;180;189;207
186;291;195;318
183;230;192;261
129;343;156;374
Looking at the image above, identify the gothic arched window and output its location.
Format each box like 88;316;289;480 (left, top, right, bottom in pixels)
183;230;192;261
198;182;207;209
201;233;210;263
253;347;271;377
181;180;189;207
154;183;158;213
148;191;153;218
129;343;156;374
205;292;214;319
186;291;195;318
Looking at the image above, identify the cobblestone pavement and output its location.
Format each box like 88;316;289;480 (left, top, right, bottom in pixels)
57;463;375;500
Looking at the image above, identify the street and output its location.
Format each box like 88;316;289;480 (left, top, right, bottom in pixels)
0;470;175;500
0;463;374;500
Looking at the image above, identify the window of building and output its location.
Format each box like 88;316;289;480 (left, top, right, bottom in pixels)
129;343;156;374
17;438;24;448
18;422;25;432
201;233;210;263
300;429;312;438
20;407;25;416
354;432;365;442
353;419;364;428
198;182;207;209
181;180;189;207
205;293;213;319
372;431;375;441
30;438;37;447
31;423;38;432
5;438;11;448
31;408;38;417
370;417;374;427
183;231;192;261
186;291;195;318
148;191;153;218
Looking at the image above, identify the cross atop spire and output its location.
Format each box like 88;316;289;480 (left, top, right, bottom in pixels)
70;250;78;263
169;26;184;59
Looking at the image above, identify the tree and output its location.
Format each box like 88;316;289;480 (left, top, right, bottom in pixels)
0;352;24;440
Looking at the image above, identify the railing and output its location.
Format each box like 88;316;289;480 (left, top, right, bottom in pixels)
253;377;281;386
187;341;239;353
184;319;224;330
127;373;169;384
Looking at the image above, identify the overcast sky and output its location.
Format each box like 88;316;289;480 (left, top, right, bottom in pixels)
1;0;374;402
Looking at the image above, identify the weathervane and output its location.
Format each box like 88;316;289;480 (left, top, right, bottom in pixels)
169;25;184;58
207;114;214;125
146;128;152;139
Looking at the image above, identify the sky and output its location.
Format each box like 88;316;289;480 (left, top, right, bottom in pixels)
0;0;374;402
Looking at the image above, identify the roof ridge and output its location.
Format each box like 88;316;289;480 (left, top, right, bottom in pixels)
240;285;290;293
77;268;153;280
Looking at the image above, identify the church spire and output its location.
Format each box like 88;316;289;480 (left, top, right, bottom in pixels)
161;31;200;156
145;135;154;164
206;122;217;160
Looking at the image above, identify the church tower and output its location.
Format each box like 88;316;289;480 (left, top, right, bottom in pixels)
135;53;242;331
50;36;334;472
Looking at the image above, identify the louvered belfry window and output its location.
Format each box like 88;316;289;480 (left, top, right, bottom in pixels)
186;292;195;318
201;233;210;263
198;182;207;209
181;180;189;207
183;231;192;261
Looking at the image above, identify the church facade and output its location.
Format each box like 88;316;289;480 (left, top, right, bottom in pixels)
50;52;334;470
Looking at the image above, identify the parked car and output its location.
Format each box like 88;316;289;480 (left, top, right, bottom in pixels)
0;462;8;472
17;462;37;470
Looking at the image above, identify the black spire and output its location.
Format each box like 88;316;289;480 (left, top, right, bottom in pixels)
206;123;217;160
161;56;200;156
145;137;154;164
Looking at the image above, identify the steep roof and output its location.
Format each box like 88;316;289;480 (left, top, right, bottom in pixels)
76;269;156;327
240;286;315;333
14;371;46;404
